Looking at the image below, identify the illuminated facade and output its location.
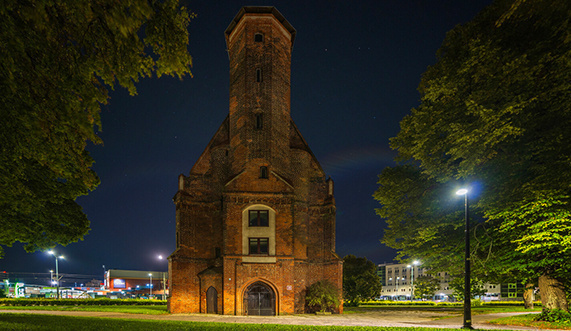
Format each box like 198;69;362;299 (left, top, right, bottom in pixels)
168;7;342;315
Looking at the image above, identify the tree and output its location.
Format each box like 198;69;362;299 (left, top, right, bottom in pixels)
414;275;441;300
0;0;193;257
449;276;487;301
374;0;570;312
305;280;341;313
343;255;382;306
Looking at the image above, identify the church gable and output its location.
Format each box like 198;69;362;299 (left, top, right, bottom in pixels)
224;163;294;193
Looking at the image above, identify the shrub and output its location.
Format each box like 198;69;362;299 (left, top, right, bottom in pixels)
305;280;340;313
534;309;571;323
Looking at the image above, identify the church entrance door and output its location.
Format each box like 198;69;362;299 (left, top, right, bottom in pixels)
206;287;218;314
243;282;275;316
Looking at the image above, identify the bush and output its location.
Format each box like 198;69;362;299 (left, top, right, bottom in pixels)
535;309;571;323
305;280;340;313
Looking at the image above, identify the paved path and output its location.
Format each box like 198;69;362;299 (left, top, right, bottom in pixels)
0;309;551;330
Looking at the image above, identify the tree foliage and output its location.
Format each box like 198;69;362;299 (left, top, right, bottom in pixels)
374;0;570;310
449;276;487;301
305;280;341;313
0;0;193;256
342;255;382;306
414;275;441;299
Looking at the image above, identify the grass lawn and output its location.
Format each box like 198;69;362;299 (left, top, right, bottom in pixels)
489;313;571;330
0;313;471;331
0;303;553;330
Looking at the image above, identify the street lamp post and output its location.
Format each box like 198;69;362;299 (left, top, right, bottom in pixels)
456;188;472;329
149;273;153;297
48;251;64;299
158;255;167;300
407;260;419;300
396;276;400;300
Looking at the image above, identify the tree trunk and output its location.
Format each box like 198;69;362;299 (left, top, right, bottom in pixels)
523;283;534;309
538;274;568;312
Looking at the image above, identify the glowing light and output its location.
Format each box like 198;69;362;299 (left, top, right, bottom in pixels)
456;188;468;195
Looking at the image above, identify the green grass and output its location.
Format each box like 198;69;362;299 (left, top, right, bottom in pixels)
489;313;571;330
0;305;168;314
471;305;542;315
0;313;476;331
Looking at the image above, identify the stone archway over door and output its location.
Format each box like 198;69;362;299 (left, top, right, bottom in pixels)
206;287;218;314
244;282;275;315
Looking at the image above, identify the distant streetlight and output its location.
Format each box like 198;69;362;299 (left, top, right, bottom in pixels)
48;251;64;299
407;260;420;300
456;188;471;329
149;273;153;296
158;255;167;300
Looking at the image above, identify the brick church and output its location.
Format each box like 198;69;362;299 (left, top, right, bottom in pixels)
168;7;343;315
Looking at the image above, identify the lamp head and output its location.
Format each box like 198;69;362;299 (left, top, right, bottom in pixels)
456;188;468;195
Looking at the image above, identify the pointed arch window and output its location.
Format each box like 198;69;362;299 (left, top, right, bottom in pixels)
255;114;263;129
256;68;262;82
260;166;268;179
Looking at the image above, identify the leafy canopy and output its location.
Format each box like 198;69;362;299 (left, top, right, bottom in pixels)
0;0;193;256
375;0;570;287
342;255;382;306
414;275;441;299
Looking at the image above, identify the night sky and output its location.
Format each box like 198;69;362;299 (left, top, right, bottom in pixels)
3;0;493;285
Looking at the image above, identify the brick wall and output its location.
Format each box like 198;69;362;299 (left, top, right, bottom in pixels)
168;7;342;315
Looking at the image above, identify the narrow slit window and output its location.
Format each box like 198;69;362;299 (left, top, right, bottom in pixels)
255;33;263;42
260;166;268;179
255;114;263;129
256;68;262;82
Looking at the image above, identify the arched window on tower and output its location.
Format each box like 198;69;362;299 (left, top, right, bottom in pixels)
256;68;262;82
255;114;263;129
260;166;268;179
255;33;263;42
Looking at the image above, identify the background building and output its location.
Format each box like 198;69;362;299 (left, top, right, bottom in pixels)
106;269;168;299
377;263;504;301
168;7;343;315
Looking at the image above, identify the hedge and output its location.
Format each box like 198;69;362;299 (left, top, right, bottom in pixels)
358;300;541;307
0;298;166;307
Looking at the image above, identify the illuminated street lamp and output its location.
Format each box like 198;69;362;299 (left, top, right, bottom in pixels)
48;251;64;299
407;260;420;300
158;255;167;300
456;188;471;329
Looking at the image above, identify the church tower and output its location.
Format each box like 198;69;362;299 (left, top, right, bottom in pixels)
168;7;342;315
